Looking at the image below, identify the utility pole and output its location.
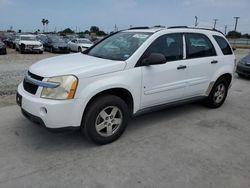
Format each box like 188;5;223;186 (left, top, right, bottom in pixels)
224;25;227;35
233;17;240;31
213;19;218;29
114;24;118;32
194;16;198;27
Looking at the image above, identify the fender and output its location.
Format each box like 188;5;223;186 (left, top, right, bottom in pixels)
211;64;233;83
75;68;142;122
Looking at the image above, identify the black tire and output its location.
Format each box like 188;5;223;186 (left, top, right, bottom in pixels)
20;44;25;54
204;78;229;108
238;73;245;78
78;47;82;52
82;95;129;145
50;47;53;53
39;51;43;54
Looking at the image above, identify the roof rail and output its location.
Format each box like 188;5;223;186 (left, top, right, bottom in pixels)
167;26;224;35
129;27;150;30
168;26;188;29
188;27;224;35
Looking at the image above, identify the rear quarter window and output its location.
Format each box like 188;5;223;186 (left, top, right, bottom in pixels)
213;35;233;55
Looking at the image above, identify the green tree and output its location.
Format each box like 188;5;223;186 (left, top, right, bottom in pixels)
242;33;250;39
90;26;100;33
41;18;46;32
226;31;242;38
60;28;74;34
97;30;107;36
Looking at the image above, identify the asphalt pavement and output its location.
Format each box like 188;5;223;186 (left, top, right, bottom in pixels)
0;76;250;188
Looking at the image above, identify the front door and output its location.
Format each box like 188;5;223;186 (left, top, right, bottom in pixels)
140;33;188;108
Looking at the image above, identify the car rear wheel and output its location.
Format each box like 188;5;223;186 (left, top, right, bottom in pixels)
82;95;129;145
204;78;229;108
78;47;82;52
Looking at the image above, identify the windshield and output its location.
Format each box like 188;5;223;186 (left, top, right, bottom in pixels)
50;37;65;43
87;32;152;61
78;39;92;44
21;36;36;41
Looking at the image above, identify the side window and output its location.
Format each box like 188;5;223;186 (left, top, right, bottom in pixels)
185;33;216;59
213;35;233;55
145;34;183;62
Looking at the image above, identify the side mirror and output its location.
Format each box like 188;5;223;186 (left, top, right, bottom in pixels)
142;53;166;66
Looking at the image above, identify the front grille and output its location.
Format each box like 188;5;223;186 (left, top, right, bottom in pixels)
27;45;40;48
59;47;68;51
23;71;44;95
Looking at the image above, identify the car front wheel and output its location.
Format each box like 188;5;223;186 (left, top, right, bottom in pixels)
82;95;129;145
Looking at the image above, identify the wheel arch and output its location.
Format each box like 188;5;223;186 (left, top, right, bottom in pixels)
82;87;135;119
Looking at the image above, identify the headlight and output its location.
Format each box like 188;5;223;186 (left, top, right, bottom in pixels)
41;75;78;100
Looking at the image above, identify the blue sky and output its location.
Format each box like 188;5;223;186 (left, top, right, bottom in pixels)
0;0;250;33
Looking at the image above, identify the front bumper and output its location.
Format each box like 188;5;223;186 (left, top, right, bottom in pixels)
236;63;250;76
23;46;43;53
53;47;69;53
17;83;84;129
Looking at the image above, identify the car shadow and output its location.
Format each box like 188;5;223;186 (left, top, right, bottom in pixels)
16;101;204;152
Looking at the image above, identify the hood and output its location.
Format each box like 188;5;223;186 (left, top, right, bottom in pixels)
242;54;250;63
21;40;42;45
80;43;93;48
29;53;126;78
53;42;68;47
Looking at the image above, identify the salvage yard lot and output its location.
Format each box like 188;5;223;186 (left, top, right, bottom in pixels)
0;48;250;187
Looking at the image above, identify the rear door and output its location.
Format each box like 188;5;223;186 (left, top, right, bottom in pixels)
183;33;217;97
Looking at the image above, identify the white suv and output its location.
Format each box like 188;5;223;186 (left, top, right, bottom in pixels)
17;27;235;144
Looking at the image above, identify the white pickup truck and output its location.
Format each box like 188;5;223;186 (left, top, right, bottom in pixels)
17;26;235;144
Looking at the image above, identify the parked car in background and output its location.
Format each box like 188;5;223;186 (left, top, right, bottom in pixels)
15;35;43;54
36;34;48;45
44;36;70;53
68;38;93;52
17;27;235;145
236;52;250;77
8;35;18;49
0;40;7;55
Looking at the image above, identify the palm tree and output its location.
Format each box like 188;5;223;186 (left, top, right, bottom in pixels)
41;18;46;33
45;19;49;32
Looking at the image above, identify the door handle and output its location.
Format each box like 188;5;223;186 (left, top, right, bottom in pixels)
177;65;187;70
211;60;218;64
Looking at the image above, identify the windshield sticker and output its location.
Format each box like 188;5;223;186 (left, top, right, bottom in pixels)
132;34;149;39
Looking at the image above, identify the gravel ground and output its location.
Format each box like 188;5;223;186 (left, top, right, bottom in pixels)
0;48;60;107
0;48;249;107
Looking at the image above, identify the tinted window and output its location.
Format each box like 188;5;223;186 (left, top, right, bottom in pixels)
213;35;233;55
145;34;183;62
185;33;216;59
